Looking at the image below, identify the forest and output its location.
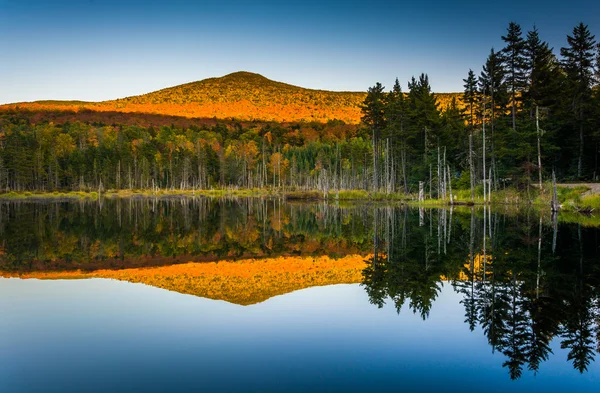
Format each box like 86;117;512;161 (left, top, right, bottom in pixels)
0;22;599;197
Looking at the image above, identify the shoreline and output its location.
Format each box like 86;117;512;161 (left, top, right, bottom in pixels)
0;186;597;212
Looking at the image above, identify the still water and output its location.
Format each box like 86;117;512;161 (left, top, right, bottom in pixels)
1;198;599;392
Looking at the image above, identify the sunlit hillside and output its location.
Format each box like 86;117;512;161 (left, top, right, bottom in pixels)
0;72;462;124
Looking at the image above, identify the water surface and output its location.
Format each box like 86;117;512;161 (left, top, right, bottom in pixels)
1;198;599;392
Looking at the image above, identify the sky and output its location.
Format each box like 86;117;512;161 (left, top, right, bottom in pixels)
0;0;598;104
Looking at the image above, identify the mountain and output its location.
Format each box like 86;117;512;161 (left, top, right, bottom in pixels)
0;71;462;124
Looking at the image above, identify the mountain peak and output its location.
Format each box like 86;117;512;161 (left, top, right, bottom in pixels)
107;71;367;123
218;71;270;81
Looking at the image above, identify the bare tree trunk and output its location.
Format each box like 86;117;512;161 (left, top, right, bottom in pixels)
536;215;542;299
552;209;558;254
551;170;560;212
429;164;432;200
447;164;453;204
443;147;447;201
578;110;583;179
469;133;475;202
116;160;121;189
372;127;378;191
437;146;441;199
488;168;492;203
483;98;487;203
401;147;408;194
536;105;543;191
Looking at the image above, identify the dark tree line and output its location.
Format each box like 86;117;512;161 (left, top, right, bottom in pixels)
361;21;600;198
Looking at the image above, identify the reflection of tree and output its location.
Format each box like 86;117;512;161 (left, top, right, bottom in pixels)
561;305;596;373
454;212;479;331
0;198;375;272
362;207;600;380
559;225;598;373
471;215;600;379
362;253;388;309
362;208;462;319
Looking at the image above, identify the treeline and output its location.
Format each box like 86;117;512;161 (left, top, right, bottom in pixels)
0;22;598;193
0;115;366;192
362;21;600;199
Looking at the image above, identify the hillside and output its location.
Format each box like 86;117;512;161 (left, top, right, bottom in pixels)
0;72;462;124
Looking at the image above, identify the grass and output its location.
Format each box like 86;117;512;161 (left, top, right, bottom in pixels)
0;188;275;200
0;185;598;211
104;187;276;198
0;190;98;200
576;194;600;211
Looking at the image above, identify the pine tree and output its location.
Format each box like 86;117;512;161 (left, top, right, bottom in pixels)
524;26;558;109
523;27;563;187
386;78;408;192
463;69;478;129
361;83;386;190
463;69;478;200
560;23;597;178
479;48;507;188
502;22;527;132
407;74;440;186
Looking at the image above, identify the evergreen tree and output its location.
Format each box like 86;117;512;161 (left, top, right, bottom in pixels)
523;27;564;184
501;22;527;132
407;74;440;186
560;23;597;178
361;83;386;190
479;48;508;187
463;69;478;199
524;26;558;109
463;69;478;129
386;78;409;192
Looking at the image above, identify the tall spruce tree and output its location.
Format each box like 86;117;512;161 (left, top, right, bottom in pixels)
560;23;597;178
524;26;557;109
463;69;478;129
361;82;387;190
524;27;563;185
463;69;478;200
386;78;409;192
407;74;440;185
479;48;507;188
502;22;527;132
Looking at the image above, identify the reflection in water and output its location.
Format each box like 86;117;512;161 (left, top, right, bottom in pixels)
1;198;599;381
0;198;372;272
6;255;368;305
362;206;600;380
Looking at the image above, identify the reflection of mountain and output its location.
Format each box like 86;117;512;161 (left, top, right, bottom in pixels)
3;255;368;305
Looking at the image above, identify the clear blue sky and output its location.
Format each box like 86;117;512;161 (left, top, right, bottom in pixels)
0;0;598;104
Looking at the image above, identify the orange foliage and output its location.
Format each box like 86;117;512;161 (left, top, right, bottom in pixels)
0;72;463;124
3;255;370;305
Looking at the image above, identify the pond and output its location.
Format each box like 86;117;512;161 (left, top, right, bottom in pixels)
1;198;599;392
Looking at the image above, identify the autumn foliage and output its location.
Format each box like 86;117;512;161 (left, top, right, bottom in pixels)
4;255;370;305
0;72;462;124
